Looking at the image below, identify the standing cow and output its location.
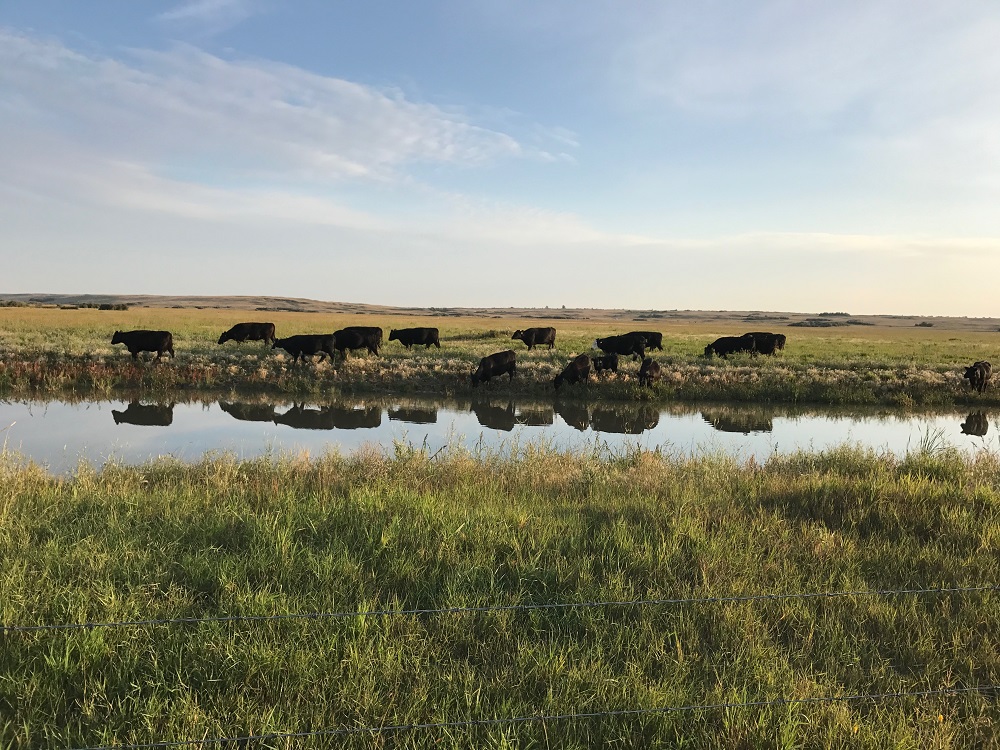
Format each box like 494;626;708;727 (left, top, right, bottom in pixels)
553;354;591;389
389;327;440;349
512;327;556;350
272;334;337;363
638;358;662;387
471;350;517;387
626;331;663;351
218;322;276;346
592;353;619;375
704;334;756;358
111;330;175;361
744;332;784;356
594;333;646;361
964;361;992;393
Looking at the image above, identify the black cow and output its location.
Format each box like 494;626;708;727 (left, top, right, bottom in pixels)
111;330;174;361
553;354;591;389
218;401;277;423
704;334;756;358
512;327;556;350
218;322;276;346
471;350;516;388
744;332;784;356
638;358;661;387
961;411;989;437
272;334;337;363
112;401;175;426
389;327;440;349
964;361;993;394
594;333;646;360
471;399;516;431
333;327;381;357
592;353;619;375
626;331;663;351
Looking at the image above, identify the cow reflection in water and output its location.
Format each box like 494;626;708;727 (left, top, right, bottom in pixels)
471;399;516;431
554;400;590;431
387;406;438;425
272;403;382;430
112;401;175;427
590;404;659;434
218;401;278;423
701;410;773;434
515;405;554;427
961;411;989;437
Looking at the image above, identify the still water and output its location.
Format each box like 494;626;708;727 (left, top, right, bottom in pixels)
0;396;995;474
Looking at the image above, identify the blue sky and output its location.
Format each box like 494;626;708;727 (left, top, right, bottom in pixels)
2;1;999;315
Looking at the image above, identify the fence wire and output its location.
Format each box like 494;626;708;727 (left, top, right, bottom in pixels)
73;684;998;750
3;583;996;634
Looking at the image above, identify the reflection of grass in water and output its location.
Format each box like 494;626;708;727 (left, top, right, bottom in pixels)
2;445;999;747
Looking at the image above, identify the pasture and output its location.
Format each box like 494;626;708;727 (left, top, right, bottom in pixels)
2;442;999;748
0;304;998;405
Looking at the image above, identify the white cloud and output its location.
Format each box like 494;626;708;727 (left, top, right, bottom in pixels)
156;0;265;32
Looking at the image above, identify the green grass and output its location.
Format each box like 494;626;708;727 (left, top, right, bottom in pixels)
2;442;998;748
1;307;998;407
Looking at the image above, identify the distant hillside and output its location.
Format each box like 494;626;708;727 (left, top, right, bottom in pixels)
0;293;996;331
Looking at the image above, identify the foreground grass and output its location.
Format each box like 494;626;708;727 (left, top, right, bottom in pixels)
1;443;999;748
1;307;998;406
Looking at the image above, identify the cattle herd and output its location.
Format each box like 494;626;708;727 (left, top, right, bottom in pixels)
108;323;992;394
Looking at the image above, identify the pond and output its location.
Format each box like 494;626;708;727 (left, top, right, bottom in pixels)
0;396;995;474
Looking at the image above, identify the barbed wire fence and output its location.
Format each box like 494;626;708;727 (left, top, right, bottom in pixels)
4;583;997;749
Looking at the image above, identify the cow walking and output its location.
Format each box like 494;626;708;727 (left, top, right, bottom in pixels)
218;322;276;346
111;330;175;361
512;327;556;350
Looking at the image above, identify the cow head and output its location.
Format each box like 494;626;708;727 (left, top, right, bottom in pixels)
111;331;123;345
511;330;524;340
388;330;399;341
217;331;232;345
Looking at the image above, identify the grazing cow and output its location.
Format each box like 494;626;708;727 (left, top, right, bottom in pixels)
592;353;619;375
272;334;337;363
218;322;276;346
626;331;663;351
594;333;646;360
964;361;993;394
512;327;556;350
471;350;517;388
704;334;756;358
638;358;661;387
744;332;784;356
218;401;277;423
553;354;591;389
333;327;381;357
111;330;174;361
961;411;989;437
389;327;440;349
111;401;175;426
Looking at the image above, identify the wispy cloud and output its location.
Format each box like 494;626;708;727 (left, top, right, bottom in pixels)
156;0;264;31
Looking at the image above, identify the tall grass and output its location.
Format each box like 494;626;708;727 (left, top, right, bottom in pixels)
1;442;998;748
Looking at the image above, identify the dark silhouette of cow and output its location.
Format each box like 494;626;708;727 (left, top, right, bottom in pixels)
626;331;663;351
471;350;516;388
218;400;277;423
272;403;382;430
592;354;619;375
111;330;174;361
387;406;438;424
554;354;591;389
512;327;556;350
960;411;989;437
701;410;774;434
471;399;516;431
590;405;659;434
272;334;337;363
964;361;992;393
704;334;756;358
744;332;784;356
218;322;276;346
594;333;646;360
638;358;661;387
333;328;381;357
112;401;175;426
389;327;440;349
554;399;590;431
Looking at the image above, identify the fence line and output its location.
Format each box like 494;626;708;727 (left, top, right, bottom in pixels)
73;684;998;750
5;583;996;634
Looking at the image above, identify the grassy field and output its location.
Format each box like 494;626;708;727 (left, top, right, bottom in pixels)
1;442;998;748
1;305;999;406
